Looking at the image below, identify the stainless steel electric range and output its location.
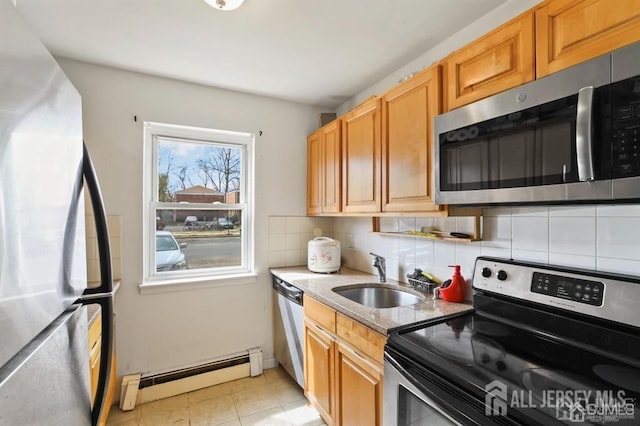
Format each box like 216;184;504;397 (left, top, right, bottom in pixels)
384;257;640;425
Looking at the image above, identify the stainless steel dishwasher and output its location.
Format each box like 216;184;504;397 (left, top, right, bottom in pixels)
272;275;304;387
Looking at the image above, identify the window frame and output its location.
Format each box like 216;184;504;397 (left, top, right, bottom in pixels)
142;121;255;284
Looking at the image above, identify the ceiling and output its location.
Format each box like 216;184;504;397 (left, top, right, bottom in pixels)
16;0;508;108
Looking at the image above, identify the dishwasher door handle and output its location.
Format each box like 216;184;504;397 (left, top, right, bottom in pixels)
274;278;303;304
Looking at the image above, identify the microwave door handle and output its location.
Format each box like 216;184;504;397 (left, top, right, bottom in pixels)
576;86;596;181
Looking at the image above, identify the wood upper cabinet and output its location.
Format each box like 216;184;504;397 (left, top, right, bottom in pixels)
381;66;443;213
335;341;383;426
307;120;342;216
307;130;322;215
342;97;381;213
444;11;534;110
536;0;640;77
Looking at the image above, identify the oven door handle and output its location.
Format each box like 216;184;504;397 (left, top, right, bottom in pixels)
576;86;595;182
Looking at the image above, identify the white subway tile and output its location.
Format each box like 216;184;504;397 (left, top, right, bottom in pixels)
455;243;481;277
107;215;122;237
85;215;97;238
511;249;548;264
512;217;548;251
481;216;512;249
299;233;315;249
548;253;595;269
433;217;456;233
549;205;596;217
110;236;121;259
597;204;640;217
285;217;301;234
597;217;640;261
378;217;398;233
433;240;456;268
484;207;513;217
549;217;595;256
511;206;549;217
415;217;434;232
398;217;416;233
480;246;511;259
596;257;640;275
269;234;285;251
285;249;304;267
269;250;286;268
415;239;434;269
285;233;301;250
269;216;287;234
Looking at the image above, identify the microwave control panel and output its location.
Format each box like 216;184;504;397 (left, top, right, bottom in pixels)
531;272;604;307
611;75;640;177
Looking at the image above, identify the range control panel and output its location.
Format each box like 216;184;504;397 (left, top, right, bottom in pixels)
531;272;604;307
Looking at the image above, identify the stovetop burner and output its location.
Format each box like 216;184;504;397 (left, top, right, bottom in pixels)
593;365;640;394
385;257;640;425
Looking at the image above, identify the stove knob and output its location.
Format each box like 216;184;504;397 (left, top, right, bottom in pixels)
481;267;492;278
497;270;508;281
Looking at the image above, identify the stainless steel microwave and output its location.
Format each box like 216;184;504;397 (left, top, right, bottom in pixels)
435;41;640;205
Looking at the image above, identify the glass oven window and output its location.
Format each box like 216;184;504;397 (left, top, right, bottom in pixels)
398;385;456;426
439;90;607;192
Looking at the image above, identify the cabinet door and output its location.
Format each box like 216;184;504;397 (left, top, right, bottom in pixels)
444;11;534;110
322;120;342;214
536;0;640;77
335;342;383;426
381;66;443;213
304;321;335;424
307;130;323;215
342;98;381;213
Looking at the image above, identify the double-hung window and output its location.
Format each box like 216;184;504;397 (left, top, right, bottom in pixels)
143;122;254;283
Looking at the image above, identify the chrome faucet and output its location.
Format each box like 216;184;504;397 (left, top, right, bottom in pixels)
369;252;386;283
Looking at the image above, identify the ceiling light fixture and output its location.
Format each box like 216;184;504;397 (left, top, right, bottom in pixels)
204;0;245;11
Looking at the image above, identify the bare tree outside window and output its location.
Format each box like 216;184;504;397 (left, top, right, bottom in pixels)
151;134;248;275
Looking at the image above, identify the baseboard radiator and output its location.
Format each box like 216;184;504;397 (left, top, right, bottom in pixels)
120;347;262;410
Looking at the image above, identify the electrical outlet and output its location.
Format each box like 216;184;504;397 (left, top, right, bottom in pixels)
346;233;354;249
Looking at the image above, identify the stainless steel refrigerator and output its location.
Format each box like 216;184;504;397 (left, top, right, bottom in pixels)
0;1;115;424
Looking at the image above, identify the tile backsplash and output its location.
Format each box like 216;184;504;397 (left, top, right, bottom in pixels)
86;214;122;283
326;205;640;301
268;216;334;267
268;206;640;300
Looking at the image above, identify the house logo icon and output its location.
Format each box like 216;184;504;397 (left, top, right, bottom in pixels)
485;380;508;416
556;396;586;423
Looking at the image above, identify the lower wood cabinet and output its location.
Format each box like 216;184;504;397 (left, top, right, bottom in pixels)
303;295;385;426
335;342;383;426
304;320;336;423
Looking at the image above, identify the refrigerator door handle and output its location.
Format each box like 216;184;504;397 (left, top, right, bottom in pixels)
82;142;113;296
79;142;115;426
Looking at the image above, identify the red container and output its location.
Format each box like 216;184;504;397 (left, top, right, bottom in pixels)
439;265;466;303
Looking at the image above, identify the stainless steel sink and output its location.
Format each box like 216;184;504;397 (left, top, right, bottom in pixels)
332;285;424;308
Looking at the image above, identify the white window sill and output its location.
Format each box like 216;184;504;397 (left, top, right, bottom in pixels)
139;272;258;295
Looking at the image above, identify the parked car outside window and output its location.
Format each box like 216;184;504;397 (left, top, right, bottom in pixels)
156;230;188;271
217;217;234;229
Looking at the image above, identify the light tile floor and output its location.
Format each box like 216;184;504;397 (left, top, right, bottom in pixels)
106;367;326;426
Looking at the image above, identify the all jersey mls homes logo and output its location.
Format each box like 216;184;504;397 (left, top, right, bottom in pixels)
484;380;636;423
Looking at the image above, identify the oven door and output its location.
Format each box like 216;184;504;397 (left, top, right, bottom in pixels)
434;53;612;206
383;349;513;426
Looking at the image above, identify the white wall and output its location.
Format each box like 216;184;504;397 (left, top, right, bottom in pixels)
336;0;543;115
58;58;324;377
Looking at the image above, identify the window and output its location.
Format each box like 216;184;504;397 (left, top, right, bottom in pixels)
143;122;254;282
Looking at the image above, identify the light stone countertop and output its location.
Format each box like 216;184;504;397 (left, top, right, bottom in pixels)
270;266;473;335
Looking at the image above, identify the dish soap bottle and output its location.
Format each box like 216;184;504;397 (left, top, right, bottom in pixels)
438;265;465;302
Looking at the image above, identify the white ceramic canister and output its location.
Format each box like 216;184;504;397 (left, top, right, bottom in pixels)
307;237;341;273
